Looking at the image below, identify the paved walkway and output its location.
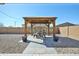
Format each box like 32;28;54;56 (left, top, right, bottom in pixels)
23;35;57;54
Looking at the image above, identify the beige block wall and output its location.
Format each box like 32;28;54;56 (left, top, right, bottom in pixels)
59;26;79;39
0;27;62;34
0;27;31;34
69;26;79;38
0;26;79;39
59;26;68;36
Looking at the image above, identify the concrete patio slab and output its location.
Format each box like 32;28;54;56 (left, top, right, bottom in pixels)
23;35;57;54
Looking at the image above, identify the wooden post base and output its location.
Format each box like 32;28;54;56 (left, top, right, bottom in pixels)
22;36;27;42
53;35;59;42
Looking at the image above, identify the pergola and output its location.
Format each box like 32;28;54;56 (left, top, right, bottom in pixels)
23;17;57;41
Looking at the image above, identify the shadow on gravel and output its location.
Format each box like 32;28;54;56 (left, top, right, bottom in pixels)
43;36;79;48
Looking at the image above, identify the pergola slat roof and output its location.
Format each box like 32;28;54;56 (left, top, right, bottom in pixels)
23;17;57;24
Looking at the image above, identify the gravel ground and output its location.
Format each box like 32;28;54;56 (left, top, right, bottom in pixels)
54;35;79;54
55;48;79;54
0;34;79;54
0;34;28;54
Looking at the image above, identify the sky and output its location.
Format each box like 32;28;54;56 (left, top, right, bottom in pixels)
0;3;79;27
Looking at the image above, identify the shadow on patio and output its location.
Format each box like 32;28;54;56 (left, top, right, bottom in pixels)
26;39;43;45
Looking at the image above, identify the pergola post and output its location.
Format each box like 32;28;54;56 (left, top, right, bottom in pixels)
22;20;27;42
31;23;33;35
53;19;59;42
25;20;27;37
52;20;56;41
48;23;50;35
53;20;56;34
